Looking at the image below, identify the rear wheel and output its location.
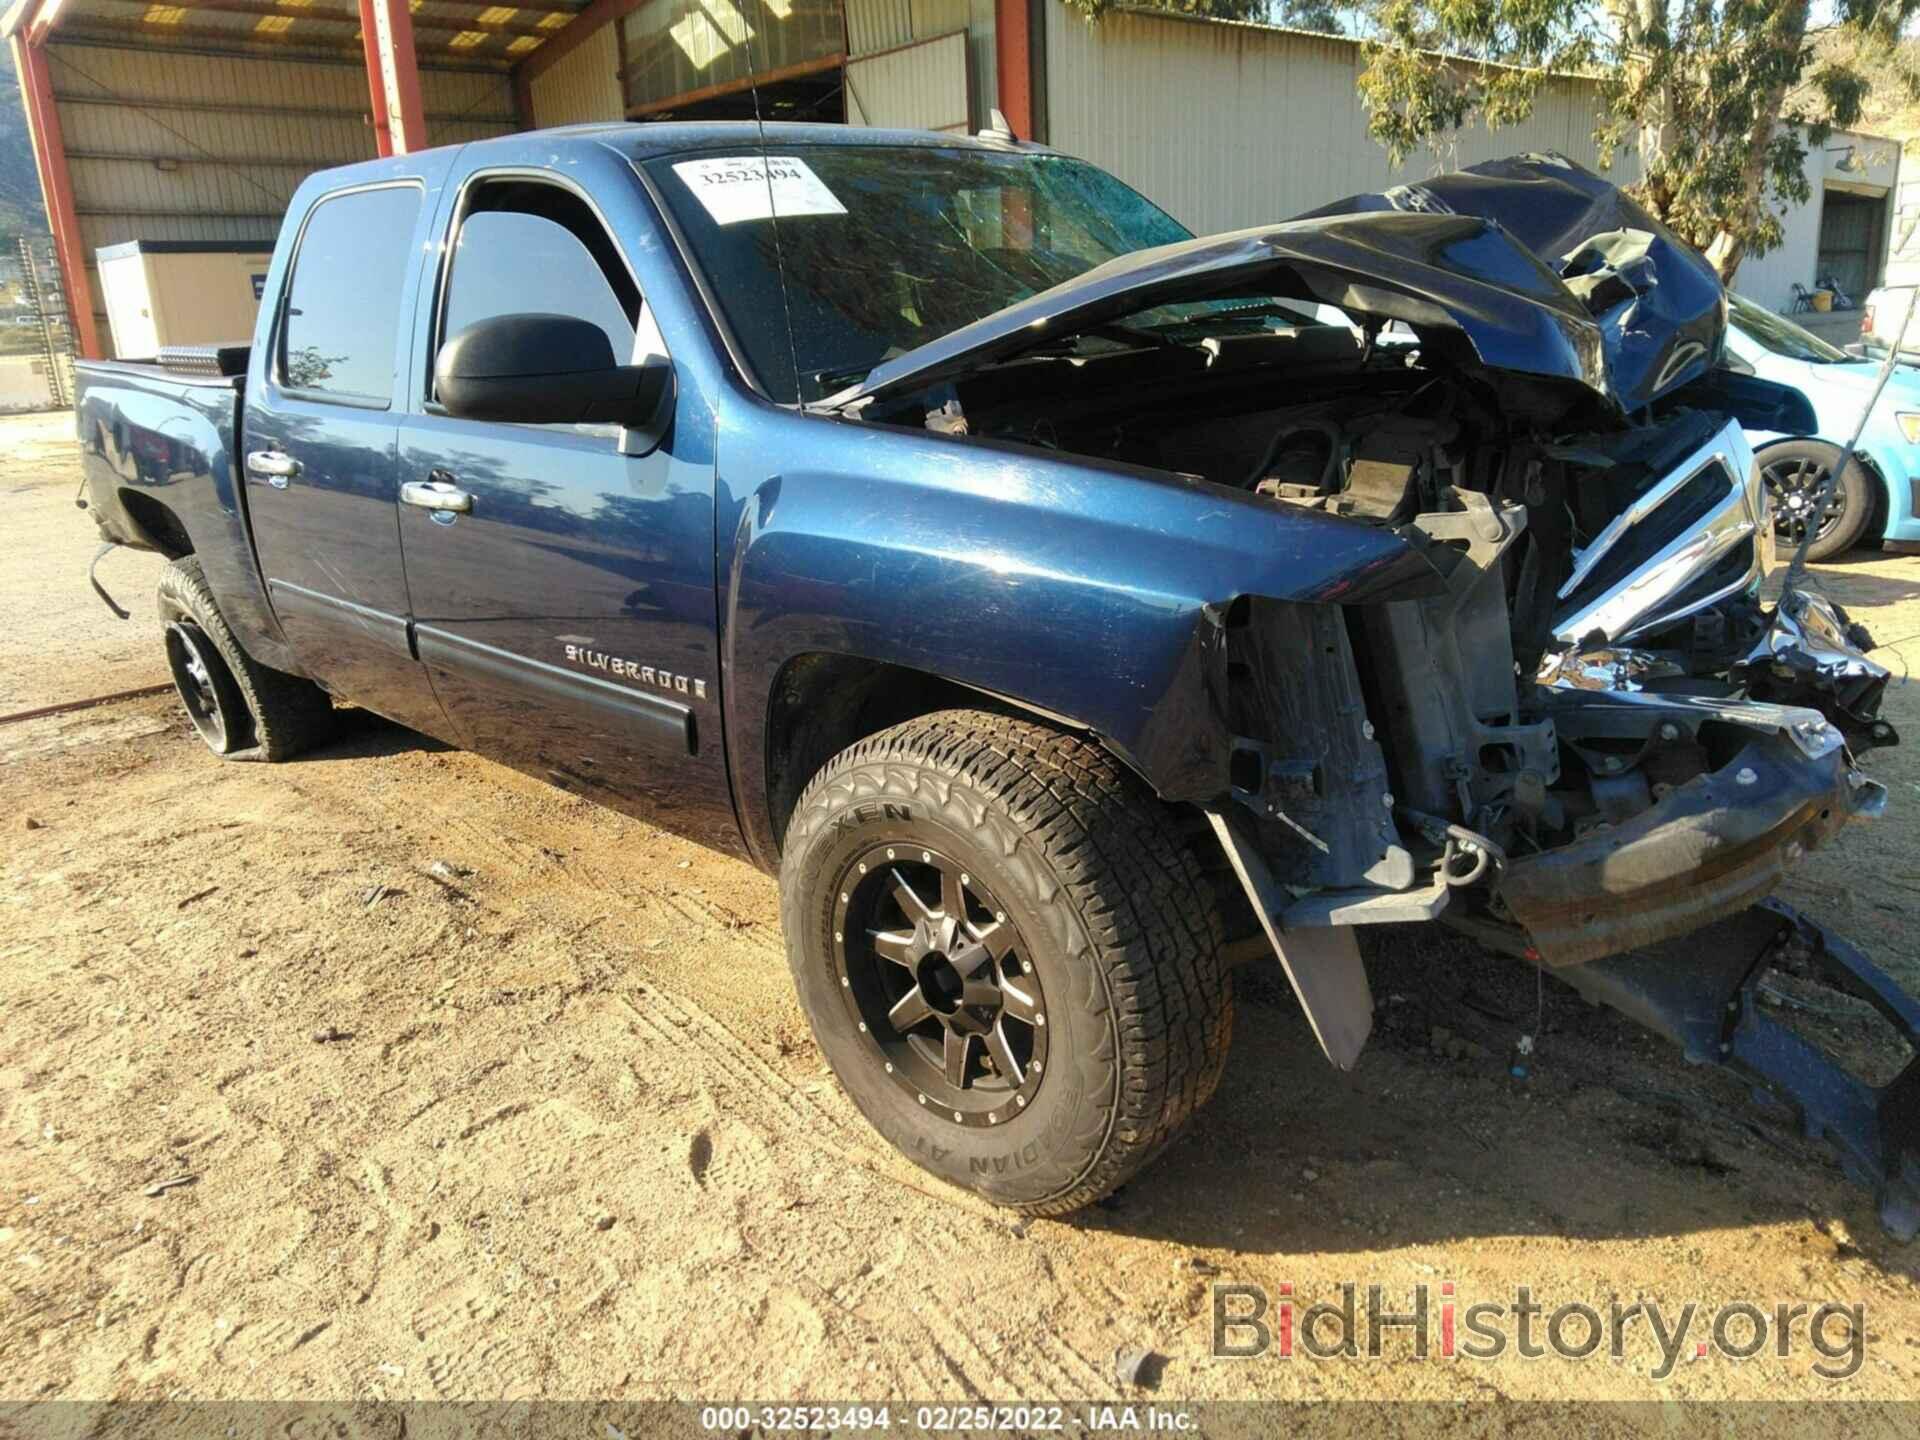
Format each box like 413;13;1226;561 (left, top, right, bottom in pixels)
779;709;1232;1214
1761;440;1875;561
157;557;336;761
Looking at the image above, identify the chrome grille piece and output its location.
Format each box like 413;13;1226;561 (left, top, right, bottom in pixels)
1551;420;1767;644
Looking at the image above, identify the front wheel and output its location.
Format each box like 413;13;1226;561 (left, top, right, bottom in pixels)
779;710;1233;1215
1761;440;1876;562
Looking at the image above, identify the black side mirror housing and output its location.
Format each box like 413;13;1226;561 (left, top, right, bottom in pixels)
434;313;673;429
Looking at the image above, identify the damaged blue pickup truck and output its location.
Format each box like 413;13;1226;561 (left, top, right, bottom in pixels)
71;124;1920;1233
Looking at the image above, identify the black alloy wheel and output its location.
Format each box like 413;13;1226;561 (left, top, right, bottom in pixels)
1758;440;1874;561
164;618;242;754
1763;452;1848;547
831;845;1047;1127
780;709;1234;1213
156;556;337;762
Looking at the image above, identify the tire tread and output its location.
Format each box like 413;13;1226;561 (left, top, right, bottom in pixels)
783;709;1232;1215
157;557;335;762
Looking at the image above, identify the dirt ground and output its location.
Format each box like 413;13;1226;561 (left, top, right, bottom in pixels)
5;408;1920;1418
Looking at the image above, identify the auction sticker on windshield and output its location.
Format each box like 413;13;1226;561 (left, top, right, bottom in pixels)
671;156;848;226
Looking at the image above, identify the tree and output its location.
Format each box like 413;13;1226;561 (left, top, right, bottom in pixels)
1355;1;1920;282
1;64;50;237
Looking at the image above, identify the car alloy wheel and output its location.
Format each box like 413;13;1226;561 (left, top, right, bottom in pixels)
1762;452;1847;547
830;843;1048;1128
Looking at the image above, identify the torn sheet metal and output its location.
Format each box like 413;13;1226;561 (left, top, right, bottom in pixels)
1740;587;1898;750
1537;645;1687;693
1304;153;1725;413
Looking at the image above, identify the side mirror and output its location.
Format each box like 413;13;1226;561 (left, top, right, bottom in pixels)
434;313;674;429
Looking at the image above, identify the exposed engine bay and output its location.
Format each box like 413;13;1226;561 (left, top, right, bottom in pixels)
926;346;1895;947
834;154;1916;1236
817;152;1912;1244
840;156;1898;973
948;353;1889;890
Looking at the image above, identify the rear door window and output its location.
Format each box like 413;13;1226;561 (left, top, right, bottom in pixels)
279;184;422;405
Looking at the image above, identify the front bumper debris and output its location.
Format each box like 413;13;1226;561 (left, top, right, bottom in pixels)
1499;704;1885;968
1738;586;1898;751
1560;900;1920;1241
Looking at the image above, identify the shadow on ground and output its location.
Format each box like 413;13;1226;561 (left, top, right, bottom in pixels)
1084;928;1919;1280
290;707;451;763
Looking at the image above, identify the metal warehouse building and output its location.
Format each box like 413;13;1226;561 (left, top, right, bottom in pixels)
5;0;1902;363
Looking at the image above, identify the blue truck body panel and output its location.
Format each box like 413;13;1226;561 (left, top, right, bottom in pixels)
75;125;1427;870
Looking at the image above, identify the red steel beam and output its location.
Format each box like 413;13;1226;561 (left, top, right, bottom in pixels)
994;0;1033;140
9;30;102;359
362;0;428;155
356;0;394;156
25;0;60;46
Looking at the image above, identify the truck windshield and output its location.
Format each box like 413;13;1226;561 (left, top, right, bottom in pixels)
643;145;1209;403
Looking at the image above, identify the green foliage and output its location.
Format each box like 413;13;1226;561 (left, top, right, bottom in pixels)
0;61;50;238
1355;1;1920;280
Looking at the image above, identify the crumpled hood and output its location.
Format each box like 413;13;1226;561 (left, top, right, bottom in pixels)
1304;154;1726;414
827;153;1725;418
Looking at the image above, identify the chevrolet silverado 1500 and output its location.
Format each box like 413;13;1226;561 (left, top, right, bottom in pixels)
72;124;1920;1232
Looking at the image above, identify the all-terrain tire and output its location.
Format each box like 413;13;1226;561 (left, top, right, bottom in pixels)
156;557;336;762
779;709;1233;1214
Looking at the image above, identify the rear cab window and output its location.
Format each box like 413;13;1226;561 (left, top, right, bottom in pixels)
277;184;423;406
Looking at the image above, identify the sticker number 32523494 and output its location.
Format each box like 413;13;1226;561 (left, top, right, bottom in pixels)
671;155;849;227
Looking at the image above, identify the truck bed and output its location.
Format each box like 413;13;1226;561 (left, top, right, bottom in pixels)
73;348;301;675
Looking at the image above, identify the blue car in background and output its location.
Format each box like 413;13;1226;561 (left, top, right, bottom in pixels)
1724;292;1920;560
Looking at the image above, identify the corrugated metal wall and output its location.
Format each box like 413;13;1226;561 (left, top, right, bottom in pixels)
1732;133;1898;312
846;30;970;132
529;22;623;126
1044;10;1615;237
845;0;995;128
44;39;515;347
1735;160;1829;314
1042;9;1893;312
620;0;843;114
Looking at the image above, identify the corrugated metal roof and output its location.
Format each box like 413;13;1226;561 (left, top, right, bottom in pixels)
52;0;594;71
44;32;517;343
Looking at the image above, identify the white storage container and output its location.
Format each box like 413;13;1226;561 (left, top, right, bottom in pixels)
95;240;276;359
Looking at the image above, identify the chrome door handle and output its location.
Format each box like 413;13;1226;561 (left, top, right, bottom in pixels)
246;449;300;487
401;478;474;514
